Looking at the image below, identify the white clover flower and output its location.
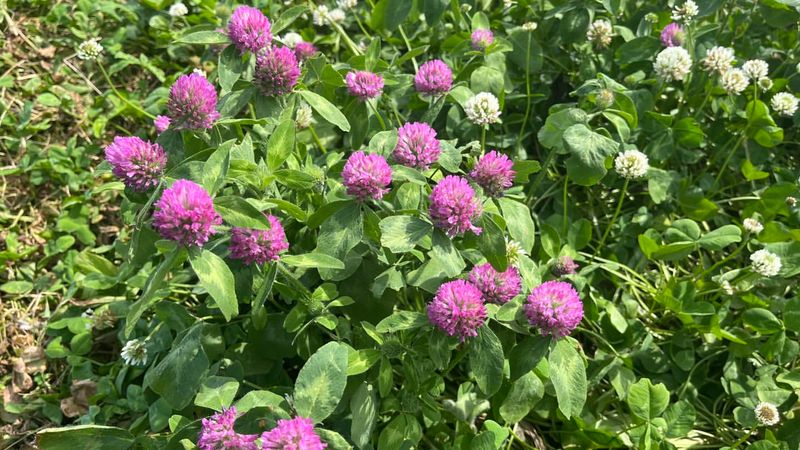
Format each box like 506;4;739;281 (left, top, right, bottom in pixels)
721;68;749;94
296;103;314;129
76;38;103;60
672;0;699;22
505;237;528;267
741;59;769;80
337;0;357;9
702;46;735;73
464;92;501;126
721;280;735;295
192;68;206;77
522;22;538;32
771;92;799;117
743;218;763;234
758;77;773;92
81;308;94;319
614;150;649;179
503;0;516;7
168;2;188;17
596;89;615;108
329;8;346;24
312;5;330;26
755;402;780;426
587;20;613;47
750;249;782;277
282;32;303;48
787;196;798;207
120;339;148;366
654;47;693;81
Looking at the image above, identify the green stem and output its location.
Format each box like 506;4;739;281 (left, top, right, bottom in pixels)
397;26;418;72
694;240;747;281
480;126;487;154
516;32;533;147
711;135;745;193
367;99;387;130
98;64;155;119
526;149;557;204
562;175;569;235
308;125;326;154
596;179;630;254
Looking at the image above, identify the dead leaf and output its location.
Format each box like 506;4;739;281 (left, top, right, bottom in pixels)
10;358;33;392
37;46;56;58
21;347;45;374
59;379;97;418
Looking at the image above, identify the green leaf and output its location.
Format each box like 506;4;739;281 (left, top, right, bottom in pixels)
202;140;233;195
627;378;670;421
316;203;363;260
272;5;307;34
218;45;245;93
351;383;378;450
189;249;239;320
176;30;229;45
294;341;349;423
499;371;544;423
548;338;587;419
384;0;413;30
743;308;783;334
741;160;770;181
477;215;508;272
697;225;741;251
235;390;289;414
378;414;421;449
0;280;33;294
125;249;181;338
37;425;134;450
430;230;466;277
379;215;432;253
663;400;696;438
512;160;541;183
143;324;209;410
784;298;800;332
498;197;535;252
281;253;345;270
347;348;381;375
470;327;504;397
298;90;351;132
563;124;619;186
507;29;543;73
268;119;296;171
194;376;239;411
614;36;661;65
376;311;428;333
538;108;587;152
214;196;271;230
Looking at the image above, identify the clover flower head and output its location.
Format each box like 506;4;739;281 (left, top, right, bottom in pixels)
660;23;685;47
168;2;188;17
346;71;384;100
77;38;103;60
120;339;148;366
167;73;220;130
464;92;501;126
586;20;613;47
750;249;781;277
261;416;327;450
721;68;749;94
471;28;494;51
524;281;583;338
522;22;538;32
152;179;221;247
505;238;528;266
787;196;798;207
427;280;487;341
742;59;769;80
294;41;318;61
229;215;289;265
553;255;579;276
227;5;272;54
154;115;171;133
337;0;358;9
596;89;615;108
758;77;773;91
754;402;780;427
312;5;329;26
198;408;259;450
414;59;453;96
104;136;168;191
702;46;735;73
295;103;314;129
282;32;303;48
743;218;763;234
470;150;515;197
393;122;441;170
654;46;692;81
429;175;483;237
614;150;649;179
342;151;392;201
254;46;301;96
771;92;799;117
468;263;522;304
672;0;699;22
328;8;346;24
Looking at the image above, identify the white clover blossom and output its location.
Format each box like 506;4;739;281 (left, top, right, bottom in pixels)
771;92;799;117
596;89;615;108
282;32;303;48
750;249;782;277
758;78;773;92
329;8;346;24
787;196;798;207
672;0;699;22
586;20;613;47
755;402;780;426
505;237;528;267
192;68;206;77
614;150;649;179
743;218;763;234
464;92;501;126
120;339;148;366
721;68;749;94
296;103;314;129
702;46;735;73
312;5;330;26
720;280;735;295
522;22;538;32
741;59;769;80
654;46;692;81
168;2;188;17
337;0;357;9
76;38;103;60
